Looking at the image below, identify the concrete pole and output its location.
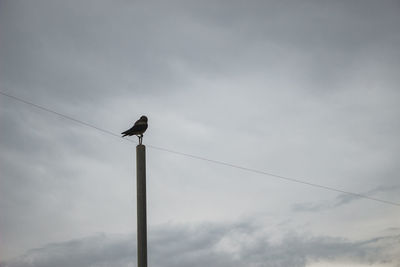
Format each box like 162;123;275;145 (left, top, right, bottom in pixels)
136;144;147;267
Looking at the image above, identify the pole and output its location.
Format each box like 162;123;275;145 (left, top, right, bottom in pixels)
136;144;147;267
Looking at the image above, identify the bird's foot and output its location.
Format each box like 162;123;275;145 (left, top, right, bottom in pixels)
138;135;143;145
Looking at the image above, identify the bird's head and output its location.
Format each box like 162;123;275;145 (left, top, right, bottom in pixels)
140;115;148;122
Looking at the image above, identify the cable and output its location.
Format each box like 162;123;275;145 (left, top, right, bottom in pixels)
146;145;400;206
1;90;399;207
0;91;122;139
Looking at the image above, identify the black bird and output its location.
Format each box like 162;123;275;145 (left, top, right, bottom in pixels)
121;115;148;144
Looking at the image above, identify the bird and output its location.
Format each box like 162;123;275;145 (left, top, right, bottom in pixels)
121;115;148;144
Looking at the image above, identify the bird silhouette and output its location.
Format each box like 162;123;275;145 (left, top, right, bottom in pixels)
121;115;148;144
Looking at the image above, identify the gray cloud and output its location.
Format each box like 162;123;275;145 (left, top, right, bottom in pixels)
1;220;399;267
1;0;400;262
2;0;400;103
292;185;400;212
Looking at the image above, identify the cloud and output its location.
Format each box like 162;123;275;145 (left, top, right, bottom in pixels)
1;220;399;267
292;185;400;212
1;0;400;262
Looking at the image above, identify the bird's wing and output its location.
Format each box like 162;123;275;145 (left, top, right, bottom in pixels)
122;124;147;136
131;124;147;133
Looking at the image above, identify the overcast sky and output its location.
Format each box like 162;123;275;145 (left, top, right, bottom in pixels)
1;0;400;266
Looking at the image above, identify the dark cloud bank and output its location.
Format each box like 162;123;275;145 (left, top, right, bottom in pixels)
1;220;398;267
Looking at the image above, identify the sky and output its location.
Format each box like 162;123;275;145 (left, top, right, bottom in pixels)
0;0;399;266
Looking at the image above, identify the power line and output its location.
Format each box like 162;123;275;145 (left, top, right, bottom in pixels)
1;90;399;207
147;145;400;207
0;91;122;139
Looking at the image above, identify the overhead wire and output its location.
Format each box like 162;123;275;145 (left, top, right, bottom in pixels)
1;90;399;207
